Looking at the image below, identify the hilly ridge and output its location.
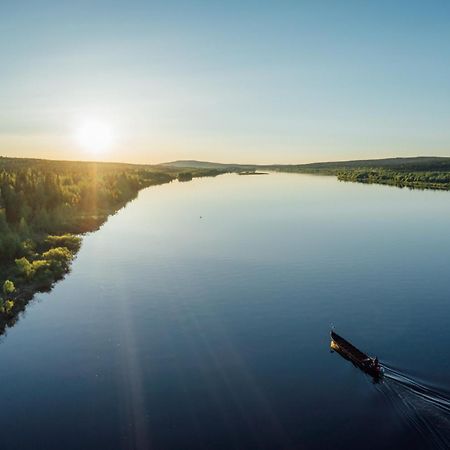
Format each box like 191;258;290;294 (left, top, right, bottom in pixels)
162;156;450;172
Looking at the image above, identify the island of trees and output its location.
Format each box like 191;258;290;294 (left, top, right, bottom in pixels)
0;157;225;334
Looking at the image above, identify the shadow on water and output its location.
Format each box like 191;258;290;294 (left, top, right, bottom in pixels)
377;364;450;449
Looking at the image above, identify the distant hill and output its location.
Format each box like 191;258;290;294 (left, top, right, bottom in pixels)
160;160;256;170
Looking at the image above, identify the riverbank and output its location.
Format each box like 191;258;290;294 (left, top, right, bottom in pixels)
336;169;450;190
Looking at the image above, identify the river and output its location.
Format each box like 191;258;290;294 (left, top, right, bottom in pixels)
1;172;450;449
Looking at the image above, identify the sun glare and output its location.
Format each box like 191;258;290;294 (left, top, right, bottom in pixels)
75;119;115;153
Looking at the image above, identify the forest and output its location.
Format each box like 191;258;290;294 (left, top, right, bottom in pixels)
0;157;225;331
335;169;450;190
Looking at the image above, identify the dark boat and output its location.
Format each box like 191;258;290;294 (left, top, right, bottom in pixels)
330;330;383;379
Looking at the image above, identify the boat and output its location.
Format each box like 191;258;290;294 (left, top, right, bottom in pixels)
330;330;383;379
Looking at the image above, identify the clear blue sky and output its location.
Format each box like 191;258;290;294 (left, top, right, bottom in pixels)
1;0;450;163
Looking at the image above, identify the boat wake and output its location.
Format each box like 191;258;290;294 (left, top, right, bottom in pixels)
378;364;450;449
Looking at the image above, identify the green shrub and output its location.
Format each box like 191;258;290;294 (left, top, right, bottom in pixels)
2;280;15;296
4;300;14;314
30;259;53;281
42;247;74;276
15;257;33;280
45;234;81;252
42;247;73;264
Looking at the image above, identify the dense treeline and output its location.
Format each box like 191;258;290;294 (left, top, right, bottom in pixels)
0;157;225;331
336;169;450;190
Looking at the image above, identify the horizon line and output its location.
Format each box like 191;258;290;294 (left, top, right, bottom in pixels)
2;153;449;167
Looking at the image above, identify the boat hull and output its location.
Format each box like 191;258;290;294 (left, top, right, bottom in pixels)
330;331;383;379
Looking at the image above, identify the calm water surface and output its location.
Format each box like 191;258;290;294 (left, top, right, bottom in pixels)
1;173;450;449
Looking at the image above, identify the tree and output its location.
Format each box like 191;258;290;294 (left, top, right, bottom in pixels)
1;280;15;315
2;280;15;296
15;257;33;280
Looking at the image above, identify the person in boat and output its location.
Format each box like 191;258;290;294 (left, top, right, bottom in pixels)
362;357;372;367
363;356;379;369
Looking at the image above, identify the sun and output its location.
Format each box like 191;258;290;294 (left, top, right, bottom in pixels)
74;119;115;154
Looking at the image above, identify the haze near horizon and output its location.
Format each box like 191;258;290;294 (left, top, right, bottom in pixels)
1;1;450;164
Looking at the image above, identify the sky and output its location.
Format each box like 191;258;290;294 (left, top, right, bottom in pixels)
1;0;450;164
